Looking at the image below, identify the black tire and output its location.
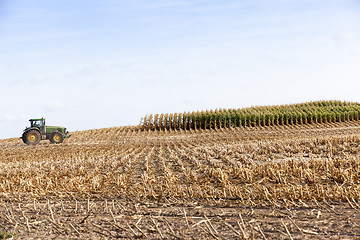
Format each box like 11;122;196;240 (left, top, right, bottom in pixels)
50;131;64;144
23;130;41;145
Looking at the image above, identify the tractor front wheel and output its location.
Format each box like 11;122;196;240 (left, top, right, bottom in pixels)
50;131;64;144
23;130;41;145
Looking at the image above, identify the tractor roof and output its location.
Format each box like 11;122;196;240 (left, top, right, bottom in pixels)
29;118;44;121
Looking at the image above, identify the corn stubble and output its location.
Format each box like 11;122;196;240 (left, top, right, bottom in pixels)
0;120;359;205
1;111;360;238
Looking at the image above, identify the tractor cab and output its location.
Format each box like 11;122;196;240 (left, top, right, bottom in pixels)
29;118;46;135
30;118;45;128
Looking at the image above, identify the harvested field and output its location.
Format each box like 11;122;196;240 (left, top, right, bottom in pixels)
1;120;360;239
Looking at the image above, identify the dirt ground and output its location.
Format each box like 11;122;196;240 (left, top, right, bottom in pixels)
1;198;360;239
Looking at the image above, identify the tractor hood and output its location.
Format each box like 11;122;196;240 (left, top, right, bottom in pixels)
46;126;66;132
46;125;65;129
46;126;70;138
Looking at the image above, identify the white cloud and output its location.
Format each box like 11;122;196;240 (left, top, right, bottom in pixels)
333;33;360;47
31;74;47;84
0;113;30;123
42;102;65;112
1;114;14;122
20;113;30;120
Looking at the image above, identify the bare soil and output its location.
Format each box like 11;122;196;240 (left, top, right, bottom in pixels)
1;199;360;239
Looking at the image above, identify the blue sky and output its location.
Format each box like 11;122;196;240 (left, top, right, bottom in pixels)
1;0;360;139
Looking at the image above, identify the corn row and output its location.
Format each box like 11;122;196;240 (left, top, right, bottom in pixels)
141;100;360;130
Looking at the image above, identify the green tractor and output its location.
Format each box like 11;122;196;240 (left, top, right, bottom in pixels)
21;118;70;145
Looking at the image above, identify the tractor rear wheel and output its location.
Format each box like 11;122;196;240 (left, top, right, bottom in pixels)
50;131;64;144
23;130;41;145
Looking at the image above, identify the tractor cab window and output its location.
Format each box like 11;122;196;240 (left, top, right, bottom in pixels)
31;120;43;128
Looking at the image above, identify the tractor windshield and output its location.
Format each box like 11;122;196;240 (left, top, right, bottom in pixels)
31;120;43;128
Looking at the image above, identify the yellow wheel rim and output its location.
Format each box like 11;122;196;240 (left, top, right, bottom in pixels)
28;133;37;142
54;134;61;142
